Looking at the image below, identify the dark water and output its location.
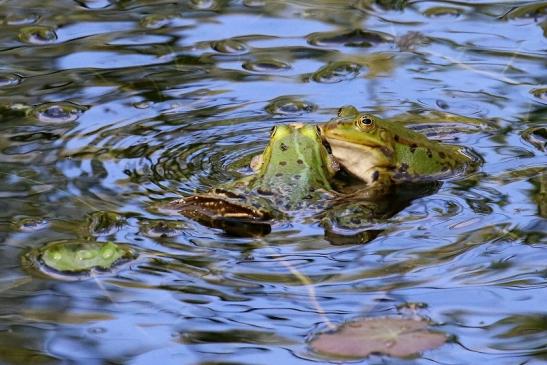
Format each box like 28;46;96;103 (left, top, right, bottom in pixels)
0;0;546;364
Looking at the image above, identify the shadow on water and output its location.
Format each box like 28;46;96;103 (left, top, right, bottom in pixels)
0;0;546;364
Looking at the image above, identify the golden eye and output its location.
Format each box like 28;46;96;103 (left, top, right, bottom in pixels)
355;115;375;130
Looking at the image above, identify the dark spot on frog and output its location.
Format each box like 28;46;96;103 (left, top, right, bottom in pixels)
280;142;288;151
279;161;287;166
427;149;433;158
351;217;361;225
410;144;417;153
372;170;380;182
394;135;400;142
381;146;393;157
275;173;283;177
297;159;304;165
441;165;449;172
439;151;446;159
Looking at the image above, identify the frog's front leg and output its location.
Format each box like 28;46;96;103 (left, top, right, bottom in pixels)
353;167;393;199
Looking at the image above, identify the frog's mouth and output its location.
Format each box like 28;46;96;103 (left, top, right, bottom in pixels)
320;122;394;158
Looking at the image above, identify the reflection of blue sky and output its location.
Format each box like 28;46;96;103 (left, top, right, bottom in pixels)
57;51;174;69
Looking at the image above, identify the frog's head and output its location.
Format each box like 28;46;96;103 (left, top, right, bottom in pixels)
321;106;394;150
250;124;336;200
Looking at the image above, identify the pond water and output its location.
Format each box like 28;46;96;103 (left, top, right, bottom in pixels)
0;0;546;364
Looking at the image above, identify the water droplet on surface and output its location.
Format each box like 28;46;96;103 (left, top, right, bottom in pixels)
140;220;186;238
2;13;39;25
211;39;248;54
243;0;265;7
531;87;547;103
0;73;22;88
14;217;49;232
423;6;463;17
265;96;317;115
88;327;107;334
189;0;217;10
242;59;291;73
140;15;172;29
33;102;86;123
74;0;111;9
18;26;57;45
308;29;388;48
87;211;125;236
522;127;547;152
312;62;362;83
133;101;151;109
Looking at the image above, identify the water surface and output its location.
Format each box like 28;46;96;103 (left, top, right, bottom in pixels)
0;0;546;364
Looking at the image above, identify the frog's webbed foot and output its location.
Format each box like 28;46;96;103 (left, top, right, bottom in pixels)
168;193;273;237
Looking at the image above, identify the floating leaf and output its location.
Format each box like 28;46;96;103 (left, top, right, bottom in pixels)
310;317;447;359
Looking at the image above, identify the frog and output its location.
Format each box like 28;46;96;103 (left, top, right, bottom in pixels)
167;124;339;236
320;105;478;192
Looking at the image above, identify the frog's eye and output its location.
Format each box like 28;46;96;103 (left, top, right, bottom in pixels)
355;115;375;130
337;107;344;117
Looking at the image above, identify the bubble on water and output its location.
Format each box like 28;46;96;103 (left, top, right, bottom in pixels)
18;26;57;45
2;13;39;25
308;29;389;48
242;59;291;73
33;102;87;123
265;96;317;115
140;220;186;238
74;0;112;9
0;73;22;88
423;6;463;17
88;327;107;334
243;0;265;8
211;39;248;54
531;87;547;103
87;211;126;236
189;0;217;10
312;62;363;83
522;127;547;152
13;216;49;232
133;101;152;109
140;14;172;29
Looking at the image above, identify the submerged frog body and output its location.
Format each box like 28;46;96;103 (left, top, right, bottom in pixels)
320;106;478;189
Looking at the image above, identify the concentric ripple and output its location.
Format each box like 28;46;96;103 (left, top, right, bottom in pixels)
33;102;87;123
312;62;363;83
0;73;22;88
17;25;57;44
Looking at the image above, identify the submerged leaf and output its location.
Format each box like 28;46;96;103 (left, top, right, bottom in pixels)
310;317;447;359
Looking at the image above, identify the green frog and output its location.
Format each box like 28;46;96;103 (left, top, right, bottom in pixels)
168;124;339;236
320;106;478;191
